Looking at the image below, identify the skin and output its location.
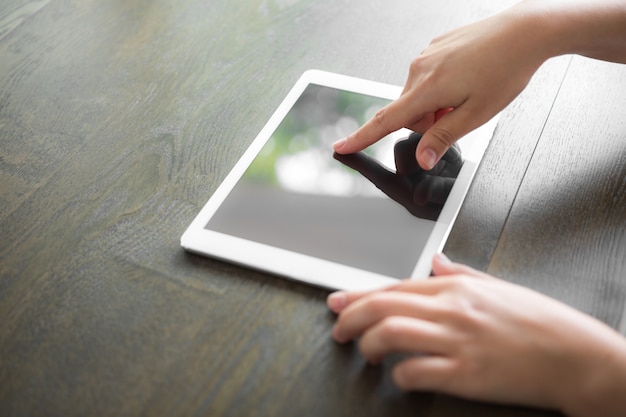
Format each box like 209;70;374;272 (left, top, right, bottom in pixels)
328;1;626;414
332;0;626;170
329;254;626;416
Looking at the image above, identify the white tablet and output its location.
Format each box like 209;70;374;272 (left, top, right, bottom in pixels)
181;70;498;290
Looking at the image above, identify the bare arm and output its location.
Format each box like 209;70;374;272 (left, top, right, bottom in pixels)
328;254;626;416
332;0;626;170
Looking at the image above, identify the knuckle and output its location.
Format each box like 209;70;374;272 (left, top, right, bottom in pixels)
409;52;434;69
439;280;483;324
377;316;407;339
361;294;392;316
373;108;391;135
430;34;444;45
429;125;457;149
409;57;424;74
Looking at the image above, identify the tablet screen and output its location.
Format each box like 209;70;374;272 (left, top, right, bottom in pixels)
205;83;456;278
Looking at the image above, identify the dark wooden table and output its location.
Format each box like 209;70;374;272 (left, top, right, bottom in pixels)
1;1;625;416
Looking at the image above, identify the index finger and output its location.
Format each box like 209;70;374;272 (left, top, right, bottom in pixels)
333;95;420;154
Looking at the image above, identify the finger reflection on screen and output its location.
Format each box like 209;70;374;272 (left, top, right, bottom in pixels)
333;132;463;221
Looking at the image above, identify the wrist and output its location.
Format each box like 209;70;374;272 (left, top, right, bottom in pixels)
559;324;626;417
511;0;626;63
494;3;563;69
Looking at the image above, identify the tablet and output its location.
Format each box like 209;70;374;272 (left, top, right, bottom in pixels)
181;70;498;290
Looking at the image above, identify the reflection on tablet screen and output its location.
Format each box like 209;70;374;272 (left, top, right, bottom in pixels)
205;84;461;278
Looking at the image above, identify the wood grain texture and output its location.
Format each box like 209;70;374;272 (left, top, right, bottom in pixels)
0;0;50;42
444;56;572;271
1;0;615;416
488;56;626;328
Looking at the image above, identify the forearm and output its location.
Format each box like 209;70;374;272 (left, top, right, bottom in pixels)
558;320;626;417
509;0;626;64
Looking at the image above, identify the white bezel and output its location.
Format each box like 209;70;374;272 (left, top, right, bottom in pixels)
181;69;498;290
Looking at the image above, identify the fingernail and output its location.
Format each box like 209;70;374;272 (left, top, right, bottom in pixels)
421;148;438;170
332;137;347;152
327;291;347;312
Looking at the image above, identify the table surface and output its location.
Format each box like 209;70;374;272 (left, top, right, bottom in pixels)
1;1;625;416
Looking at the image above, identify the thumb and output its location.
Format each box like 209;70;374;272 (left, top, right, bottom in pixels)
431;253;493;280
416;106;477;170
